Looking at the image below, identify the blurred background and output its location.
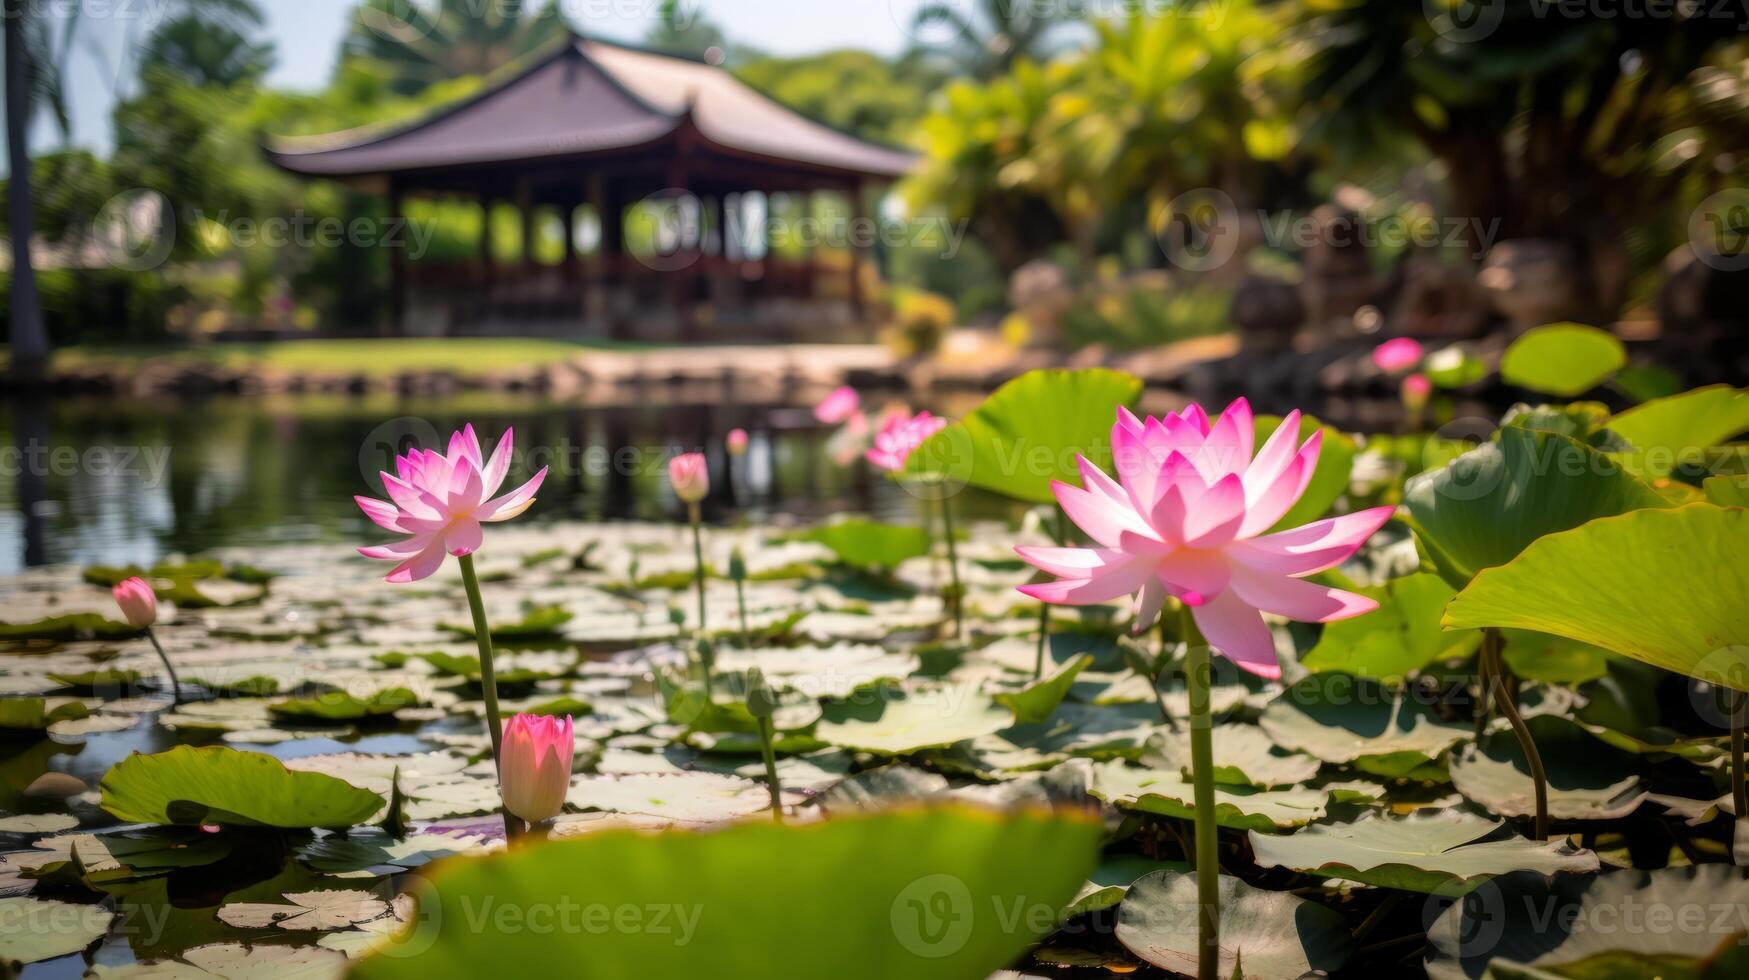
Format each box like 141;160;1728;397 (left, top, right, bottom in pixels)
3;0;1747;572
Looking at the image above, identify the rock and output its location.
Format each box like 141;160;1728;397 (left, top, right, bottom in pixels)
1478;239;1587;332
1230;274;1304;353
23;772;88;801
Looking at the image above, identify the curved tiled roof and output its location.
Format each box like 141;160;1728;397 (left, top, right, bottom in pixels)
265;35;917;180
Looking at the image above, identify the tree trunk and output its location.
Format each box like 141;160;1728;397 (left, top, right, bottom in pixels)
5;0;48;379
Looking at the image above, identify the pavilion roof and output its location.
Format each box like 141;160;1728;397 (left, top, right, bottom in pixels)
264;35;918;181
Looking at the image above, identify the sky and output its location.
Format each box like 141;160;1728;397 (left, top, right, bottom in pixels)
33;0;937;161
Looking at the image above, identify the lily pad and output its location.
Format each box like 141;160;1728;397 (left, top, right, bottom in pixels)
351;807;1101;980
269;688;420;722
1148;723;1322;789
1445;504;1749;692
1301;573;1479;680
89;942;349;979
1425;866;1749;979
0;896;115;966
1249;809;1599;894
1607;385;1749;476
1089;760;1337;831
1449;715;1649;821
994;655;1092;724
1063;855;1190;919
0;698;90;732
1258;675;1471;778
906;367;1144;504
1500;323;1625;397
100;745;385;829
817;687;1014;754
807;519;931;571
1115;871;1353;980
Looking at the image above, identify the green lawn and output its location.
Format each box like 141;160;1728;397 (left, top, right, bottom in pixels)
22;337;656;379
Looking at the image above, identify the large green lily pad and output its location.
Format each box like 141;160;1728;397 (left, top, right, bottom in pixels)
906;367;1144;504
1249;809;1598;894
994;654;1092;724
1148;723;1322;789
1258;675;1472;778
807;519;932;571
352;806;1101;980
100;745;385;828
1445;504;1749;692
1089;760;1336;831
1404;426;1669;588
1500;323;1625;397
1607;385;1749;476
1115;871;1353;980
0;897;114;966
1301;573;1479;680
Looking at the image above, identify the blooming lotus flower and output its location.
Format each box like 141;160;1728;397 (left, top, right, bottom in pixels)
669;452;710;504
355;424;547;583
498;713;574;824
1372;337;1424;373
866;410;948;472
1016;399;1394;678
112;577;157;628
726;428;749;457
815;385;860;424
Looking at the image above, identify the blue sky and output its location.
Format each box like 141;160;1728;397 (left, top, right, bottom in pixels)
35;0;935;160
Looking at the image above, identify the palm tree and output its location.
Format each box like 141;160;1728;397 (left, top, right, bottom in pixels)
140;14;277;88
909;0;1079;80
5;0;48;379
342;0;572;95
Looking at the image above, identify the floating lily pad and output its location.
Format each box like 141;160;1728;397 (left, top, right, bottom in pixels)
807;519;932;571
1115;871;1353;980
0;812;79;834
100;745;385;828
1607;385;1749;476
1258;675;1471;778
1148;724;1322;789
217;889;392;931
1425;865;1749;979
0;698;90;733
1301;573;1479;680
1449;715;1649;821
89;942;349;979
1063;855;1190;919
1249;809;1599;894
1445;504;1749;692
0;896;115;966
1089;760;1336;831
351;807;1101;980
817;687;1014;754
566;772;772;823
269;688;420;722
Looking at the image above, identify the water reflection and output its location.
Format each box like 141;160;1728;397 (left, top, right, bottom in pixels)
0;394;959;573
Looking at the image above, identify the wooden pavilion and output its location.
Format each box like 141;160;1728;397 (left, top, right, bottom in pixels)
265;35;917;341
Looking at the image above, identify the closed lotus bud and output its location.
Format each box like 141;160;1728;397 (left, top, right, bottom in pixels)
1401;373;1433;409
726;429;749;457
728;547;747;582
668;452;710;504
112;577;158;629
696;637;717;671
498;713;574;825
745;667;777;720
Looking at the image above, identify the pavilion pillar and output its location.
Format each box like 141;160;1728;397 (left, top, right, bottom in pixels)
478;190;494;281
668;154;696;342
387;178;406;337
517;178;536;270
848;178;868;328
585;174;606;326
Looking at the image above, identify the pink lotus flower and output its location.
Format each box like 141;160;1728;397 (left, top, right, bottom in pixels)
112;577;157;628
498;713;574;824
355;424;547;583
726;428;749;457
1015;399;1394;678
1372;337;1424;373
866;410;949;472
815;385;860;424
668;452;710;504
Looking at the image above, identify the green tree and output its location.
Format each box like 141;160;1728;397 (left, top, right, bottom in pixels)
341;0;571;95
141;14;277;88
1299;0;1749;313
733;50;944;145
909;0;1081;80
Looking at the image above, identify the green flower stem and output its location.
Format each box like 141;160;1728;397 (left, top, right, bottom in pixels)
757;716;783;823
938;492;962;638
1484;628;1548;840
688;503;707;635
1033;602;1049;680
1732;692;1747;822
734;576;751;650
1181;605;1219;980
457;552;524;840
143;626;182;705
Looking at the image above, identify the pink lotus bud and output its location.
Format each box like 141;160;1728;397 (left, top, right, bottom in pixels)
668;452;710;504
112;577;157;629
814;385;860;424
1402;372;1433;405
1371;337;1424;373
726;429;749;457
498;713;574;825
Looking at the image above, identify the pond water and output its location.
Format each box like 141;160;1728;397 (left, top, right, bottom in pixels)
0;394;1002;574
